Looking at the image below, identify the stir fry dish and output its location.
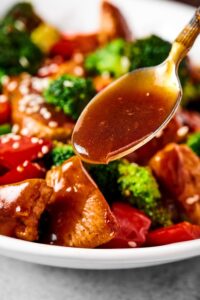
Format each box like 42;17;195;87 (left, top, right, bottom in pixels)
0;1;200;248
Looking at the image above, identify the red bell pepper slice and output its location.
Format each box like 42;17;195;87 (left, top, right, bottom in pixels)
0;97;11;125
0;134;52;169
50;38;75;59
104;202;151;248
146;222;200;246
0;161;46;185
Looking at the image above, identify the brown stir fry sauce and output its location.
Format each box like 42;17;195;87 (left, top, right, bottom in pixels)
73;71;179;164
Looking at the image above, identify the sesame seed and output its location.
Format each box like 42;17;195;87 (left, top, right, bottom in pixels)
7;81;17;92
0;95;8;103
21;128;29;136
128;241;137;248
49;121;58;128
12;142;20;149
186;195;200;205
17;166;24;172
50;233;57;241
41;145;49;154
15;20;25;31
177;126;189;137
12;124;20;134
19;56;29;67
12;135;21;141
74;66;84;76
63;80;74;88
19;85;29;95
23;161;29;167
31;137;39;144
15;205;21;212
43;112;51;119
32;77;49;92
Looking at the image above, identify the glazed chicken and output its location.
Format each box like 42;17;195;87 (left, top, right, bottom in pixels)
0;179;53;241
45;156;118;248
150;144;200;225
4;75;74;141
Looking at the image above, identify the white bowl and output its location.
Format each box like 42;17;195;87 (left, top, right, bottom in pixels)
0;0;200;269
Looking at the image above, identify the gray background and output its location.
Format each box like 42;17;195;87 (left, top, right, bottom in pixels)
1;255;200;300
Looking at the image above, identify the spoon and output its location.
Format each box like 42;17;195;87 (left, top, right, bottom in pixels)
72;7;200;164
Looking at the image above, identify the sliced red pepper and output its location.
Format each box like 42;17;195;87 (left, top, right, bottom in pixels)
50;38;75;59
103;202;151;248
146;222;200;246
0;97;11;125
0;134;52;169
0;161;46;185
50;33;99;59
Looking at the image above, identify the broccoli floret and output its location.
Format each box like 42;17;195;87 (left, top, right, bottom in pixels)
2;2;41;33
182;80;200;111
187;132;200;156
87;161;121;201
85;39;131;77
0;124;11;136
129;35;171;70
44;75;96;120
88;160;172;227
50;142;75;166
0;22;43;75
85;35;188;84
117;162;172;227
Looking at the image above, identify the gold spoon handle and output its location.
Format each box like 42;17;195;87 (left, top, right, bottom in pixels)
168;7;200;65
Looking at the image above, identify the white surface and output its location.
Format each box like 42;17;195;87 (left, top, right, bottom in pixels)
0;0;200;269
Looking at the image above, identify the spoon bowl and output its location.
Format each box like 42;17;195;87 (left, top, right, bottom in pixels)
72;61;181;164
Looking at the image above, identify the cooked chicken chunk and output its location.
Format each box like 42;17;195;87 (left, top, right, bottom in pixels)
127;109;200;165
5;75;74;141
150;143;200;225
45;156;118;248
99;0;132;44
0;179;53;241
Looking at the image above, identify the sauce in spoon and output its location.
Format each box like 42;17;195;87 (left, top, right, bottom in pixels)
72;7;200;164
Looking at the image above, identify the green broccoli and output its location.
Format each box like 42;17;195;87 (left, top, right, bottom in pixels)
117;162;172;227
129;35;171;71
44;74;96;120
85;35;188;85
85;39;131;77
87;161;121;201
0;21;43;75
2;2;41;33
186;132;200;156
182;80;200;111
88;160;172;227
50;142;75;166
0;124;11;136
0;69;6;93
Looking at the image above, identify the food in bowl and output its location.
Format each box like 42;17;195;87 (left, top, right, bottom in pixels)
0;1;200;248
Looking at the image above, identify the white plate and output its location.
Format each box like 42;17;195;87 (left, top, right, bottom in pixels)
0;0;200;269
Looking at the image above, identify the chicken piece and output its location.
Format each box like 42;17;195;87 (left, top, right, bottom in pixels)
127;110;188;165
45;156;118;248
180;109;200;132
5;75;74;141
150;143;200;225
99;0;132;44
0;179;53;241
